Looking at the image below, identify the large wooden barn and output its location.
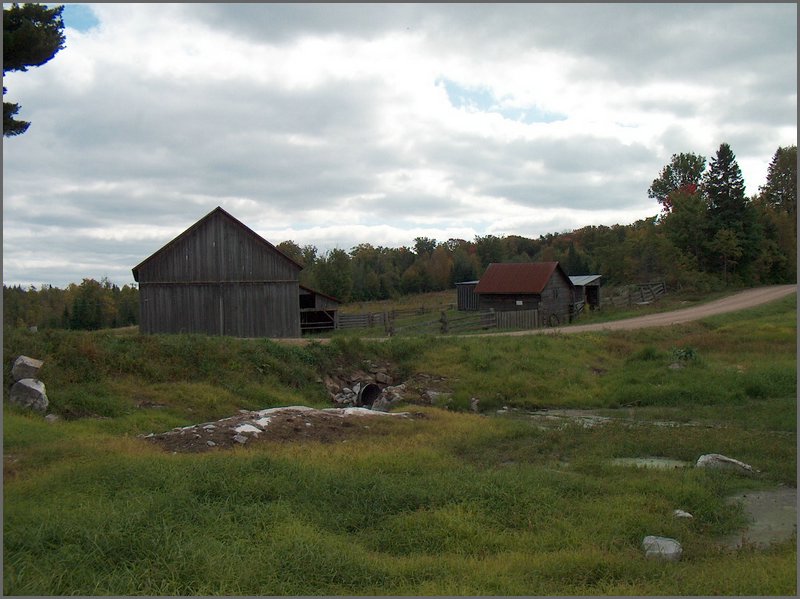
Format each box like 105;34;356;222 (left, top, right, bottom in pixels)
132;207;305;338
473;262;575;325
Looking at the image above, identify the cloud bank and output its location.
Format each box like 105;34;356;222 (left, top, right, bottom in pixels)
3;3;796;287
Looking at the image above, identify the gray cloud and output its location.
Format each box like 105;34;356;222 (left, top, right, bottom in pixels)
2;3;795;287
191;3;427;43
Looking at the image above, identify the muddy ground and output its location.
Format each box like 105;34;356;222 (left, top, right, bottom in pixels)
140;402;796;551
141;406;425;453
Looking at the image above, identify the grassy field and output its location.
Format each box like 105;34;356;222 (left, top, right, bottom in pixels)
3;293;796;595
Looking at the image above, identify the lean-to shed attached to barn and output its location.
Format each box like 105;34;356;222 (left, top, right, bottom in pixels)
132;206;303;338
455;280;480;311
474;262;575;325
569;275;602;310
300;285;341;333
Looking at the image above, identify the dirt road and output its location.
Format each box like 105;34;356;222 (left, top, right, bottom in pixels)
278;285;795;345
486;284;796;337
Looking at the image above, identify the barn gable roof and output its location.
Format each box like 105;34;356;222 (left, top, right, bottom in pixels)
474;262;572;294
132;206;303;282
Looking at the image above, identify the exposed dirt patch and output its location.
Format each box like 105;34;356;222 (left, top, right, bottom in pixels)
141;406;425;453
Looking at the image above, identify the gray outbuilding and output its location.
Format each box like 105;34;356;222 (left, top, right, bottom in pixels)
132;206;303;338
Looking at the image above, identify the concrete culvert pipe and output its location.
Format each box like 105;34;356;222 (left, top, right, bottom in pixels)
358;383;382;408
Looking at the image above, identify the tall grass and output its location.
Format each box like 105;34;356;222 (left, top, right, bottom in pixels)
3;293;796;595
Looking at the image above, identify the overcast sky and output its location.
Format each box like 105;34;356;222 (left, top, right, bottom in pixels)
3;3;797;288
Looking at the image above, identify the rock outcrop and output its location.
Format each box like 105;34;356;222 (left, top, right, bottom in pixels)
9;378;49;413
696;453;758;475
642;535;682;561
11;355;43;381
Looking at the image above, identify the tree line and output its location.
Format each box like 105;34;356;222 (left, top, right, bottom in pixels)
280;143;796;302
4;278;139;331
4;143;795;329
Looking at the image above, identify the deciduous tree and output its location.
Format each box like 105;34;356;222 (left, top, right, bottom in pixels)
648;152;706;213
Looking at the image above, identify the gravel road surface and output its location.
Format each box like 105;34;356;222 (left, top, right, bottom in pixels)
487;284;796;337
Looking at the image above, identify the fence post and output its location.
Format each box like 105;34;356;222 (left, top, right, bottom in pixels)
440;311;448;334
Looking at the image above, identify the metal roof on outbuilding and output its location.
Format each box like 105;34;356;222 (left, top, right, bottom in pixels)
569;275;602;286
474;262;566;294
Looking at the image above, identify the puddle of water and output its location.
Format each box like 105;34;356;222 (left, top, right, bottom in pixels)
719;487;797;550
610;457;691;469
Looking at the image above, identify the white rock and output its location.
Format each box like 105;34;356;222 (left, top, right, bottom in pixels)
233;434;248;444
673;509;694;519
696;453;757;475
12;356;44;382
234;424;262;434
256;406;314;417
642;535;683;561
9;378;49;412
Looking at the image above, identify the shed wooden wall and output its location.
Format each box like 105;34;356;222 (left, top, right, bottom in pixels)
456;282;480;311
136;210;301;338
478;293;541;312
538;270;573;324
477;269;573;323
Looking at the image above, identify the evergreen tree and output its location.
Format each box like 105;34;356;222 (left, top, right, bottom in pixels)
759;145;797;215
563;242;591;275
703;143;747;234
3;3;66;136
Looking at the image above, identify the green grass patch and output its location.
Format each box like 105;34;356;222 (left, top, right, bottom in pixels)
3;291;796;595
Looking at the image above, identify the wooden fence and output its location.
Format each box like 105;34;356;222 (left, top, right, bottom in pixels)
387;309;499;336
495;309;540;330
607;281;667;308
335;312;387;330
334;305;547;336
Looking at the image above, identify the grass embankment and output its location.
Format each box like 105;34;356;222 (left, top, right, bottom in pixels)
3;294;796;595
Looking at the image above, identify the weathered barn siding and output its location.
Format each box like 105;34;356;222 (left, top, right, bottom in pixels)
133;207;302;338
139;282;300;337
474;262;575;325
495;309;540;329
569;275;603;309
477;293;540;312
538;269;574;325
135;209;299;283
456;281;480;311
299;285;341;333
